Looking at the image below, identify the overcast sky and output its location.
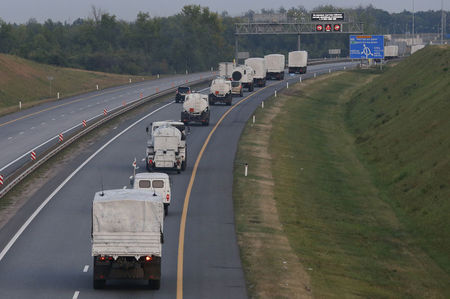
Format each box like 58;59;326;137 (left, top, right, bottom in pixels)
0;0;447;24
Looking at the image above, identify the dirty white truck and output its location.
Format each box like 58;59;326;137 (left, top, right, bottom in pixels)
209;77;232;105
231;65;255;91
92;189;164;290
218;62;234;79
146;121;186;173
288;51;308;74
264;54;285;80
131;172;172;216
181;93;210;126
245;57;267;87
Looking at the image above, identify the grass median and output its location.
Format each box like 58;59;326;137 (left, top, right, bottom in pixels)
233;63;449;297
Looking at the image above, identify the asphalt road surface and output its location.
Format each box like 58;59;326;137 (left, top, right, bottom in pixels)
0;62;358;298
0;71;214;176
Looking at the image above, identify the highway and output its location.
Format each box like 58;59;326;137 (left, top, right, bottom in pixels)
0;62;358;298
0;71;214;177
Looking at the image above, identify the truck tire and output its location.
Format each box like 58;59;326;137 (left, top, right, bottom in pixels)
93;279;106;289
240;89;243;97
181;160;186;171
146;162;153;172
164;205;168;216
149;279;160;290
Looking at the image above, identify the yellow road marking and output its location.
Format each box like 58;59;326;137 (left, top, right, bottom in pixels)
0;84;138;128
176;83;275;299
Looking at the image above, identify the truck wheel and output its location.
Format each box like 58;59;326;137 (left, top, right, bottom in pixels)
164;205;168;216
181;160;186;171
240;89;243;97
93;279;106;289
149;279;160;290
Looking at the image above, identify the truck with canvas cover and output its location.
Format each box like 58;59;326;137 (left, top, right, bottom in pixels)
245;58;267;87
131;172;172;216
181;93;210;126
384;45;399;59
146;124;184;173
264;54;285;80
92;189;164;290
209;77;232;105
288;51;308;74
146;120;187;171
231;65;255;91
219;62;234;79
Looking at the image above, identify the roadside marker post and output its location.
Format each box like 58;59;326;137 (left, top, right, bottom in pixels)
58;134;63;142
314;73;317;78
287;82;289;89
31;151;36;161
244;163;248;177
19;101;22;110
329;69;331;73
122;101;126;106
261;101;264;109
129;78;132;83
300;76;302;83
82;120;87;128
0;175;4;186
275;90;277;97
57;92;60;99
96;84;99;90
103;109;108;116
140;93;143;99
252;115;255;124
156;88;159;93
157;74;160;79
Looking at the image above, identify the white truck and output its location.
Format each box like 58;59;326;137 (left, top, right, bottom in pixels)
131;172;172;216
245;58;267;87
264;54;285;80
92;189;164;290
146;124;185;173
219;62;234;79
288;51;308;74
231;65;255;91
411;44;425;55
384;45;399;59
209;77;232;105
181;93;210;126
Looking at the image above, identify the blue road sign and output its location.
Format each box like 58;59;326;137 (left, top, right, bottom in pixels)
350;35;384;59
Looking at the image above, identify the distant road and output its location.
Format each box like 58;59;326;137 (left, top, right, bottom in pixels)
0;71;214;176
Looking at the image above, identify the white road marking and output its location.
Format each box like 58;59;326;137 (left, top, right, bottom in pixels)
83;265;89;272
72;291;80;299
61;114;65;117
0;101;174;262
41;122;46;125
19;131;24;135
30;127;35;130
8;137;12;140
123;186;127;189
88;104;92;108
96;102;100;104
113;126;117;130
52;118;56;121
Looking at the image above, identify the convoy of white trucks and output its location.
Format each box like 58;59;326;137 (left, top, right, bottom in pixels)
288;51;308;74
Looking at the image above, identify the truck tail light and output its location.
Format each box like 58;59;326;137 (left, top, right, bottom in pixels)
145;256;153;261
149;159;153;164
189;108;194;112
215;91;219;95
166;194;170;200
100;256;106;261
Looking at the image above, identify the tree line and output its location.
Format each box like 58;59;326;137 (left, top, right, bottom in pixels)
0;5;447;75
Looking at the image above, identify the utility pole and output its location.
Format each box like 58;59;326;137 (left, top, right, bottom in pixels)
412;0;415;45
442;0;445;44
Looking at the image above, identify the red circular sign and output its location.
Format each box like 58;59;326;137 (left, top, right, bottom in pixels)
334;24;341;31
316;24;323;31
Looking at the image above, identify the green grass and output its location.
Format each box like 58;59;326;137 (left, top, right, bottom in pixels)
0;54;152;115
233;45;450;298
268;66;449;297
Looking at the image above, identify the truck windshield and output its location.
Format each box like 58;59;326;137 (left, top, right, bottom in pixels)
231;81;240;87
178;87;190;93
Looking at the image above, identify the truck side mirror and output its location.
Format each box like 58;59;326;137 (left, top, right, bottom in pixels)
129;176;134;186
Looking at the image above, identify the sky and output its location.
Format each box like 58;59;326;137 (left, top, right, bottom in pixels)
0;0;447;24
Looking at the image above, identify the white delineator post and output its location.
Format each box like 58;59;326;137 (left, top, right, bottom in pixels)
300;76;302;83
314;73;317;78
129;78;132;83
287;82;289;88
261;101;264;109
96;84;99;90
252;115;255;124
57;92;60;99
157;74;160;79
244;163;248;177
19;101;22;110
275;90;277;97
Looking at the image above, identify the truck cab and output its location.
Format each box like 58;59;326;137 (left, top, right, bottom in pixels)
131;172;171;216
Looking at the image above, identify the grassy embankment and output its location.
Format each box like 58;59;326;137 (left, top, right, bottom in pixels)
233;45;449;297
0;53;151;115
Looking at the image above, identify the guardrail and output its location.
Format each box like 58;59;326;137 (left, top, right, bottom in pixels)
0;75;214;198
